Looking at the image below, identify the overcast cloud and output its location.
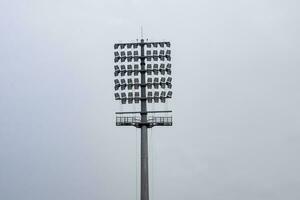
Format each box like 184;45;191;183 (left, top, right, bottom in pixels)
0;0;300;200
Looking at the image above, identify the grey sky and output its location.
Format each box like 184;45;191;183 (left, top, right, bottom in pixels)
0;0;300;200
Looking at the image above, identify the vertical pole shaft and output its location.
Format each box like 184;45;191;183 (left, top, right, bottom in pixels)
140;39;149;200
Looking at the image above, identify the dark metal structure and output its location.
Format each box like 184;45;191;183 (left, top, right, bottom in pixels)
113;39;173;200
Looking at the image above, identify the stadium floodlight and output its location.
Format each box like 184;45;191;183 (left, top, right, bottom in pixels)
146;64;152;75
154;91;160;103
114;92;120;100
134;91;140;103
153;77;159;89
127;78;133;90
134;78;139;89
147;91;153;103
167;91;172;98
113;39;173;200
134;64;139;76
166;63;171;75
160;91;166;103
160;77;166;89
159;50;164;56
159;63;165;75
128;92;133;104
147;77;152;89
153;64;159;75
127;65;133;76
166;77;172;89
114;79;120;90
114;65;120;76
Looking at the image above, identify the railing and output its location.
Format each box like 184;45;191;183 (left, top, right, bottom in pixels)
116;116;141;126
116;116;172;127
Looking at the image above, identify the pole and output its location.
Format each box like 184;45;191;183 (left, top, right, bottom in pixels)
140;39;149;200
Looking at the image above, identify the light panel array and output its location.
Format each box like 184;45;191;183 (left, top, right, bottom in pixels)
114;41;172;104
114;42;171;63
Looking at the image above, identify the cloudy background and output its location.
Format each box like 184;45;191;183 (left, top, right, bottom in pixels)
0;0;300;199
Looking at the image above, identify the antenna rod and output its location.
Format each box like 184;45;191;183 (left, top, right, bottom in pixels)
141;26;144;39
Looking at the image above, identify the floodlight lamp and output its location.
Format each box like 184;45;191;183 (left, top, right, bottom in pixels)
128;92;133;97
114;79;120;88
121;51;126;57
120;65;126;76
127;65;133;75
147;91;153;103
121;92;126;104
160;91;166;103
147;77;153;89
153;64;159;75
166;77;172;85
134;92;140;103
114;57;120;63
159;64;165;75
159;56;165;61
134;78;139;89
153;78;159;89
114;92;121;100
160;77;166;88
114;65;120;76
166;64;171;75
134;64;139;76
146;64;152;75
127;78;133;84
128;99;133;104
165;42;171;48
128;92;134;103
114;65;120;71
127;78;133;90
167;91;172;98
154;91;159;103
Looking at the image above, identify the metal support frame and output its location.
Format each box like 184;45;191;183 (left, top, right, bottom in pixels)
140;40;149;200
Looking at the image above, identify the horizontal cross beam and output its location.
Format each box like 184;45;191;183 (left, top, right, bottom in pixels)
115;110;172;114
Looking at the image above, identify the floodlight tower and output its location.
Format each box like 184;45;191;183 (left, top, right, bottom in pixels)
113;39;173;200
